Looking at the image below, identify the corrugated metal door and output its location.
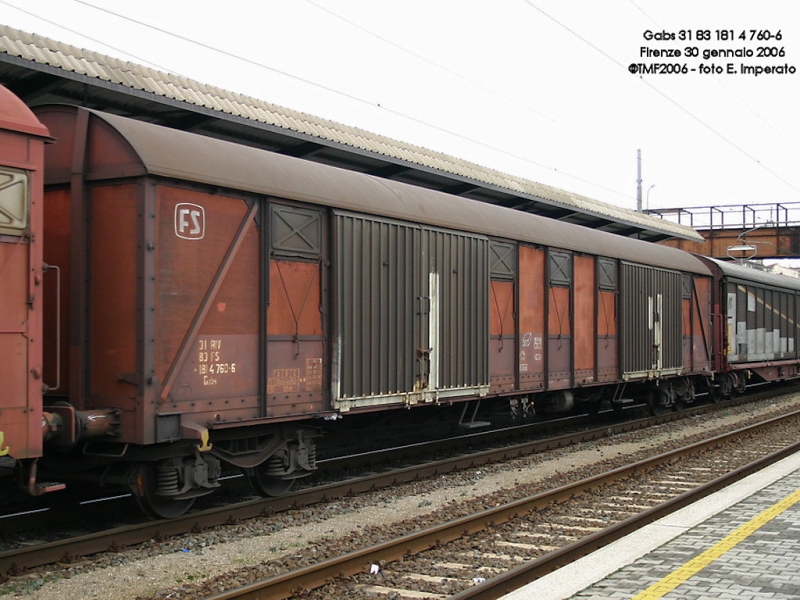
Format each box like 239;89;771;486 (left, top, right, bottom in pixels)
424;228;489;393
333;213;421;404
620;262;683;379
333;212;488;410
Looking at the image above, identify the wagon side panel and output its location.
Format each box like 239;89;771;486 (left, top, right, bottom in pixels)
517;245;545;392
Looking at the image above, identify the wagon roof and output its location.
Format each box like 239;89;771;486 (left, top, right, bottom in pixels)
49;105;712;275
698;256;800;290
0;84;49;138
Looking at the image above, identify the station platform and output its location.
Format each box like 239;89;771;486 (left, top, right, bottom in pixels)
501;451;800;599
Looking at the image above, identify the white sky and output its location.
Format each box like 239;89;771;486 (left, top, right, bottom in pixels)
1;0;799;221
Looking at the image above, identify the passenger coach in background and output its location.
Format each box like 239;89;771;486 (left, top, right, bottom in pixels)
1;87;798;518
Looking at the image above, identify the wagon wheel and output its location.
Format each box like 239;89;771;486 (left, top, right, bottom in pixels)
647;389;670;416
672;380;693;412
133;462;195;519
245;457;296;497
705;378;722;403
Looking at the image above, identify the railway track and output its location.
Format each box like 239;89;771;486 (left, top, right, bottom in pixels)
0;386;797;595
198;408;800;600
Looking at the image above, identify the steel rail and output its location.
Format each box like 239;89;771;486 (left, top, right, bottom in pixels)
0;387;790;576
202;409;800;600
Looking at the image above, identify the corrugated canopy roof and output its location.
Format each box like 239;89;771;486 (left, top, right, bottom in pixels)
0;24;703;243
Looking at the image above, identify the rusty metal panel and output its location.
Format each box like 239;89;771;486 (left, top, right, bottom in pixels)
573;255;595;385
42;188;71;397
266;258;325;417
490;280;516;393
684;275;713;372
547;250;572;389
693;276;712;371
266;202;327;417
517;245;545;391
0;87;48;460
597;289;618;381
0;238;34;458
548;285;571;389
154;187;261;425
596;257;618;382
88;184;139;401
620;262;683;379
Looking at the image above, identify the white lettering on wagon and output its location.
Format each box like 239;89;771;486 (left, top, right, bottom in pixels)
196;339;236;386
175;203;205;240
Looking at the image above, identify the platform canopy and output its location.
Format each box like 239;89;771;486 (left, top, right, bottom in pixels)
0;25;702;243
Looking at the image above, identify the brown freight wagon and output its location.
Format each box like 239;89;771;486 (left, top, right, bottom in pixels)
0;86;49;478
25;104;716;517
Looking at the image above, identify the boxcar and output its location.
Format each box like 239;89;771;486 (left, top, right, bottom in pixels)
7;103;721;516
698;256;800;396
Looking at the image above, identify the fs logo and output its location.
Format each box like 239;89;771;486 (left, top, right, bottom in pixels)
174;203;205;240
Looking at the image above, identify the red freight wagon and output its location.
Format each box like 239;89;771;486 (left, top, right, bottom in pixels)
0;86;50;480
17;103;719;517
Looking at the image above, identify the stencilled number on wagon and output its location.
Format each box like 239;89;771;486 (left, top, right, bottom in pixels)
175;203;205;240
197;339;236;386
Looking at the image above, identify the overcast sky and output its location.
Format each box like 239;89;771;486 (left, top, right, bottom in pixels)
2;0;799;224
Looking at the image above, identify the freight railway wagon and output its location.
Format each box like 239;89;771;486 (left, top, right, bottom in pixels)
699;256;800;393
0;91;795;518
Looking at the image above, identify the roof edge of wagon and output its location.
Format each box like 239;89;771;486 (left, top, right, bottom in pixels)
0;24;702;243
71;106;710;276
0;84;50;138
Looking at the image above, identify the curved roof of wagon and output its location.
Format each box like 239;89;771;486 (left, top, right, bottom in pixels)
42;105;709;275
0;25;702;243
0;84;49;138
698;256;800;291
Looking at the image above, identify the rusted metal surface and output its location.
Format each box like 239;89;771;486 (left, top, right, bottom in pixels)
573;255;596;385
596;259;619;382
489;279;516;393
547;256;571;389
267;258;325;417
0;85;48;460
650;202;800;259
687;275;713;372
517;245;545;391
